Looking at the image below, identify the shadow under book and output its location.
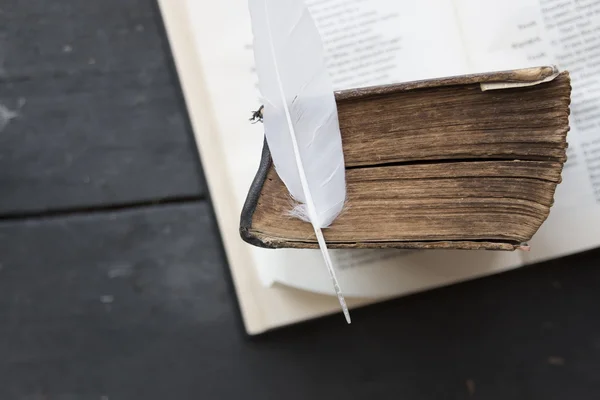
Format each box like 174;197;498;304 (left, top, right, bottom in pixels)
240;66;572;251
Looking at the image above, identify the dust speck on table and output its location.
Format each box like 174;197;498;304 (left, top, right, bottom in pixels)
0;34;6;77
547;356;565;366
100;295;114;304
108;263;133;278
552;280;562;289
542;321;555;330
0;103;19;132
466;379;476;396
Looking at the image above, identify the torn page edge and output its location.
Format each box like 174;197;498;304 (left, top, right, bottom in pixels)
480;68;560;91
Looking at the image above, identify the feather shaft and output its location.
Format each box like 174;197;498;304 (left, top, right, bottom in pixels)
248;0;350;322
263;0;349;323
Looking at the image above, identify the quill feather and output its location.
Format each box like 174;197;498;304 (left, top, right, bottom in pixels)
248;0;350;323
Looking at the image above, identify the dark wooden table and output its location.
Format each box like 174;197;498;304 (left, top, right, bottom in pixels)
1;1;599;399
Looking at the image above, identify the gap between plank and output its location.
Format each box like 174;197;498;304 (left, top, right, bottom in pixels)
0;195;205;222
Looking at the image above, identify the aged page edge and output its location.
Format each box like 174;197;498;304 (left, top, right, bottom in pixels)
480;67;560;91
157;0;267;334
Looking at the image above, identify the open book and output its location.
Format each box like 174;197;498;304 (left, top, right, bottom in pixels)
159;0;600;334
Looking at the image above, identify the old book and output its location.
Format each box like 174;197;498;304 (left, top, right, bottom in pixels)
241;67;571;251
159;0;600;335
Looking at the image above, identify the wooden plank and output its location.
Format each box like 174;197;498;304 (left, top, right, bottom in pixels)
0;203;599;398
0;203;236;399
0;0;170;81
0;0;205;214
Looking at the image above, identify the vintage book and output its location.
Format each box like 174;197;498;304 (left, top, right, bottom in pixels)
159;0;600;335
241;67;572;251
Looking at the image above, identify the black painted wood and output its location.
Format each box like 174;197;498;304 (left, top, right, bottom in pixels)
0;0;205;215
0;204;599;399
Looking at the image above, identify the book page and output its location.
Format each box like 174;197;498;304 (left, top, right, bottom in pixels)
179;0;527;299
268;248;522;298
454;0;600;263
307;0;470;88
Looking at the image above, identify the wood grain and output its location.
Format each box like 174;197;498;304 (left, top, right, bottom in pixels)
1;201;600;399
0;0;205;215
0;203;237;399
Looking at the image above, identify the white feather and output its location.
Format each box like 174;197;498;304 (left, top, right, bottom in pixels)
248;0;350;323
